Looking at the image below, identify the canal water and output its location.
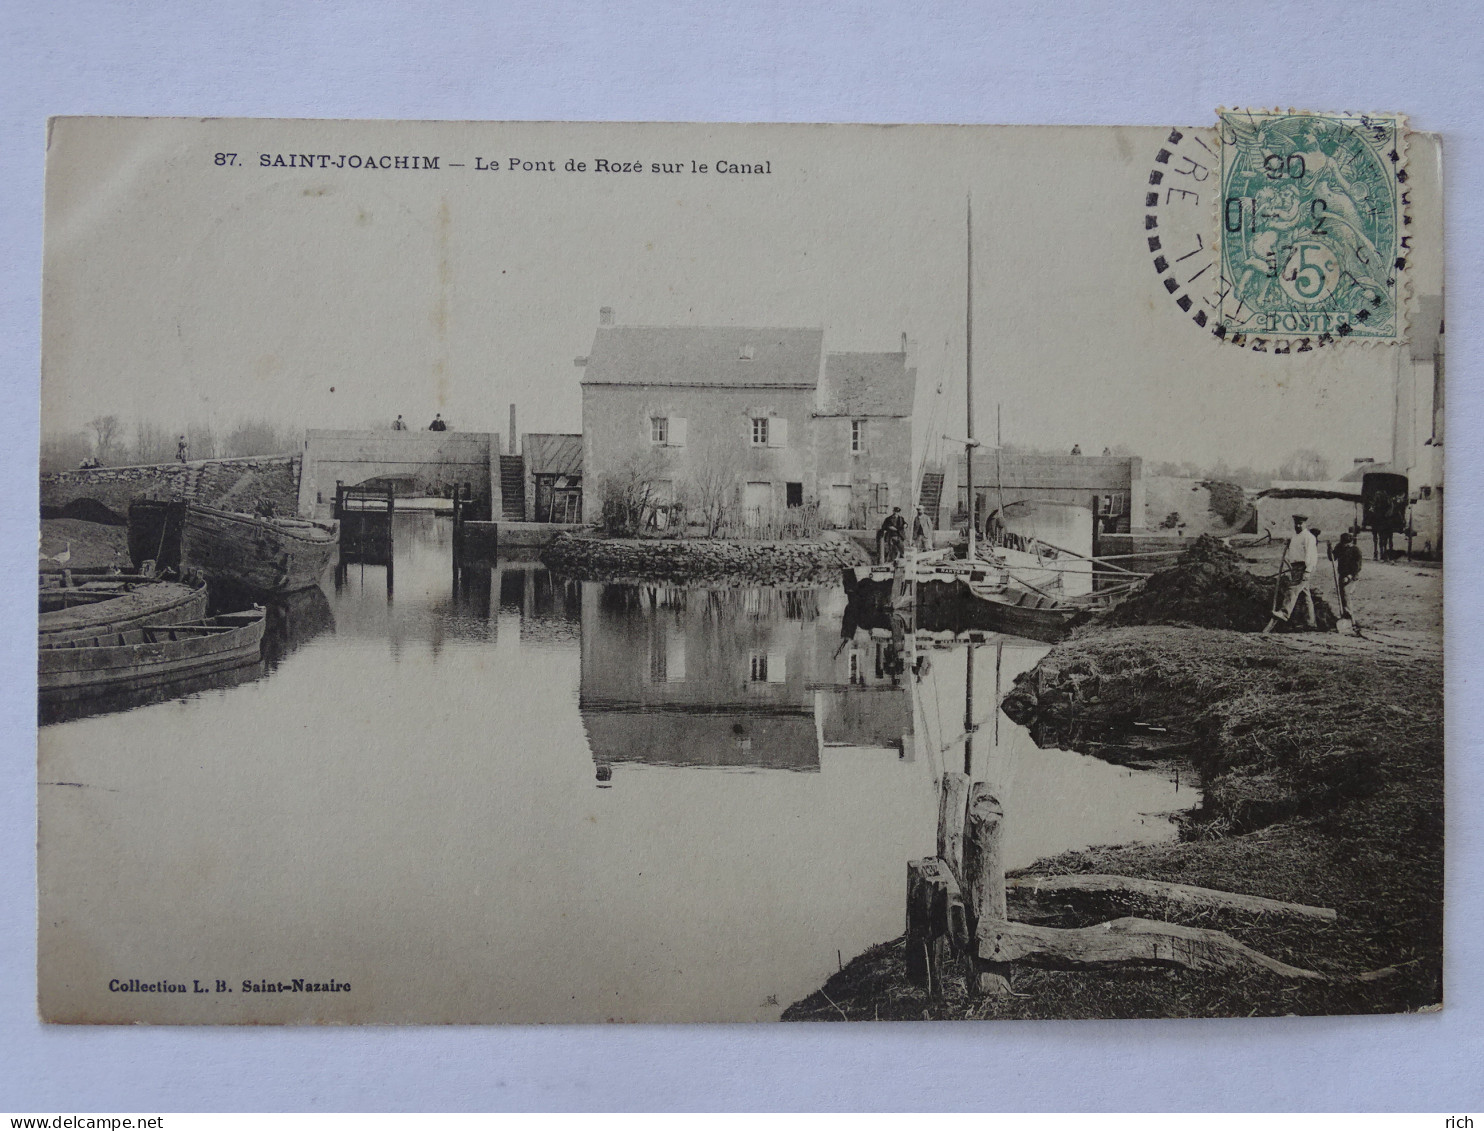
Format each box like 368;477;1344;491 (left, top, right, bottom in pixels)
39;512;1196;1023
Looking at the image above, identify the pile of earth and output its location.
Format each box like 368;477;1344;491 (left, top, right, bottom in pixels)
1103;533;1337;632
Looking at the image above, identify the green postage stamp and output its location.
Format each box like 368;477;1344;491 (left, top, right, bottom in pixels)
1218;110;1406;341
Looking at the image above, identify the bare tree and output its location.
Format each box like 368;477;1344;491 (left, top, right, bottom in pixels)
86;415;121;464
1277;448;1330;482
687;445;743;537
597;450;670;537
224;418;294;457
41;430;92;473
132;420;174;465
186;422;218;461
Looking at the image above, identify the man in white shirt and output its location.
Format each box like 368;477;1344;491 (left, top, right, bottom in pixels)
1267;513;1319;630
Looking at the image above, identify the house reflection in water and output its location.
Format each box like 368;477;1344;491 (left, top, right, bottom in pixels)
581;585;913;787
813;620;916;759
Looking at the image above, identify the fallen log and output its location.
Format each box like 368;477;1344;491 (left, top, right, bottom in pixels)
1008;874;1337;922
976;916;1396;983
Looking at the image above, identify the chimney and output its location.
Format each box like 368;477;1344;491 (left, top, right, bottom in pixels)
900;332;908;354
509;404;517;456
599;306;614;326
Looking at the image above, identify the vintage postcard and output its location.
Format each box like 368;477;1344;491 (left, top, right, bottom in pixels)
37;116;1443;1023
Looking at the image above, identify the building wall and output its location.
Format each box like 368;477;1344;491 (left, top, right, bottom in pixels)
581;384;816;524
813;415;914;528
521;433;583;522
1394;301;1444;554
954;453;1145;531
298;429;499;517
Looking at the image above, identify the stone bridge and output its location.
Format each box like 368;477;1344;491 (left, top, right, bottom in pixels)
41;455;302;521
298;429;503;518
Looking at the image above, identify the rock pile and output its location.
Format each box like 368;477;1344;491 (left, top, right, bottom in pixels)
1106;533;1337;632
542;534;869;585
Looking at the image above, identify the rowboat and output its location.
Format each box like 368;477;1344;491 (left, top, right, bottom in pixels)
130;500;338;597
38;608;267;705
39;574;210;644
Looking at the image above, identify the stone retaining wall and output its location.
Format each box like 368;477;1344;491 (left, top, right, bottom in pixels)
541;533;868;585
40;456;302;520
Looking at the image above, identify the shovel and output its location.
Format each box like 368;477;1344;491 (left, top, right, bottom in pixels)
1261;541;1289;634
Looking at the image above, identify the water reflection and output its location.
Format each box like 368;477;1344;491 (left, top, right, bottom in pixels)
581;585;827;777
41;511;1199;1023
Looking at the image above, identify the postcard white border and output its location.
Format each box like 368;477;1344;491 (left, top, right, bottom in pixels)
3;0;1481;1112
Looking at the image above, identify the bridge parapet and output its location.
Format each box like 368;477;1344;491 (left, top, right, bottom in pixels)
42;455;300;521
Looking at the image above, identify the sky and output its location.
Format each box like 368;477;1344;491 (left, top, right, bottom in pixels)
41;118;1442;473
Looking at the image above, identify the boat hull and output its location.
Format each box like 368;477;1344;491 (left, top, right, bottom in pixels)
131;501;338;596
38;577;210;644
38;609;267;703
843;567;1086;644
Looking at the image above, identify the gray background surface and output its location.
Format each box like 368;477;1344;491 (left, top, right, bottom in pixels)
3;0;1481;1111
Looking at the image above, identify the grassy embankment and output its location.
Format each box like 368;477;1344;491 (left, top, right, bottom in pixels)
785;618;1443;1020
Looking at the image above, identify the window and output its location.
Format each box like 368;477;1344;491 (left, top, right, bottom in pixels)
749;653;768;682
651;416;668;444
752;417;769;445
1102;495;1113;514
851;419;866;452
786;482;803;508
739;343;755;360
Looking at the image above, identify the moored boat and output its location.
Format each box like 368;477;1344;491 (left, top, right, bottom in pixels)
38;574;210;644
842;560;1094;643
38;608;267;704
130;500;338;597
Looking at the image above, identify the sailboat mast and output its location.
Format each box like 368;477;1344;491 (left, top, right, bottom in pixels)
966;196;976;559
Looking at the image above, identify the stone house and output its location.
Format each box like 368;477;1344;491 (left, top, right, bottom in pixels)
579;311;918;532
814;346;917;529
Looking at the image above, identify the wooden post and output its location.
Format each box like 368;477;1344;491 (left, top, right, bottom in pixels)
905;858;964;996
937;772;971;885
963;783;1011;995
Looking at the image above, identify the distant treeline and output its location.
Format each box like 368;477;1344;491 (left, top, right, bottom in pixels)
1002;441;1332;491
41;416;305;473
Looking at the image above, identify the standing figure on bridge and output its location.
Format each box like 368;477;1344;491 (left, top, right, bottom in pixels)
392;414;407;431
429;413;447;431
176;435;189;462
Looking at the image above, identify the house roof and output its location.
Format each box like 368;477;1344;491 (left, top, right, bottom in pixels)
523;433;582;477
582;326;824;388
819;352;916;416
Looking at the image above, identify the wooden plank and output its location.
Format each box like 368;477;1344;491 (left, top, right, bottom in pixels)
1008;874;1337;922
976;916;1352;981
936;772;971;885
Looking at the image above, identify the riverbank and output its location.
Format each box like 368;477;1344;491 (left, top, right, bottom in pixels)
541;532;869;585
784;563;1444;1021
39;518;131;572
